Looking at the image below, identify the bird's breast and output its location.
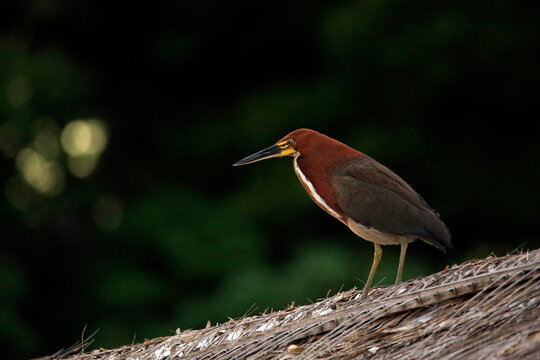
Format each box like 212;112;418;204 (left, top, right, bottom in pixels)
293;156;344;222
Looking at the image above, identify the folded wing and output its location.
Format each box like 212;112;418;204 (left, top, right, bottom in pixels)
331;156;452;251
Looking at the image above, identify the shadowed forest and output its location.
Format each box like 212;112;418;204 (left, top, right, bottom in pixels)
1;1;539;358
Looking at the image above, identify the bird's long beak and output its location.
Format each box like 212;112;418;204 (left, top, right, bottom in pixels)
233;144;285;166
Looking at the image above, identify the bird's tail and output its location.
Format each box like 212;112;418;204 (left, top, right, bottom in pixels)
416;215;452;253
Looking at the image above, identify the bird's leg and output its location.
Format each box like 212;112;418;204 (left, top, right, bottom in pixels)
396;241;408;284
361;243;382;300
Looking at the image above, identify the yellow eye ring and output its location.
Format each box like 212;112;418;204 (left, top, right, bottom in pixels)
278;139;294;148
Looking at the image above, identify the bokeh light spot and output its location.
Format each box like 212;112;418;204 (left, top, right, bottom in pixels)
60;119;108;157
15;148;65;196
67;155;98;178
60;118;108;178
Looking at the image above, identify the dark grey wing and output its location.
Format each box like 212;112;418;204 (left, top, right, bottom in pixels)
332;156;451;251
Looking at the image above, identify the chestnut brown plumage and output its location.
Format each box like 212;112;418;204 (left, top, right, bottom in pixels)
234;129;451;299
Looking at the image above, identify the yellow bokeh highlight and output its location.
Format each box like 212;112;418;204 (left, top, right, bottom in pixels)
60;119;108;157
15;148;65;196
7;118;109;205
60;118;108;178
67;155;99;178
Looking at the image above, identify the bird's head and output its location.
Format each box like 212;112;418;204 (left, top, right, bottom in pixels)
233;129;322;166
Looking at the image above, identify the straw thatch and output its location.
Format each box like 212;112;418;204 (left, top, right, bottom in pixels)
45;249;540;360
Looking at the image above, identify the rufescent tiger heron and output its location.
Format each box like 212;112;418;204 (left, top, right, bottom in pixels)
233;129;451;299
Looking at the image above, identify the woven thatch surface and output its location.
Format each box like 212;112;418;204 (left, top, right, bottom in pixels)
50;249;540;360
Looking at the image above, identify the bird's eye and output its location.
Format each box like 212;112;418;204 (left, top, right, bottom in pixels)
286;139;294;147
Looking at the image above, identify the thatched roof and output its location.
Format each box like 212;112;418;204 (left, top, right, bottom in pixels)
48;249;540;360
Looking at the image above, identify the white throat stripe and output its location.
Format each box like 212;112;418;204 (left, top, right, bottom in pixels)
293;157;342;220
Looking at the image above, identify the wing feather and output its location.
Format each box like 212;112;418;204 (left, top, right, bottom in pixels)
331;156;451;250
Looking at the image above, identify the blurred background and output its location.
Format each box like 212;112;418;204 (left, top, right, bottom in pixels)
1;0;539;358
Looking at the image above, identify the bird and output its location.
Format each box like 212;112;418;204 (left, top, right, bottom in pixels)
233;129;451;299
